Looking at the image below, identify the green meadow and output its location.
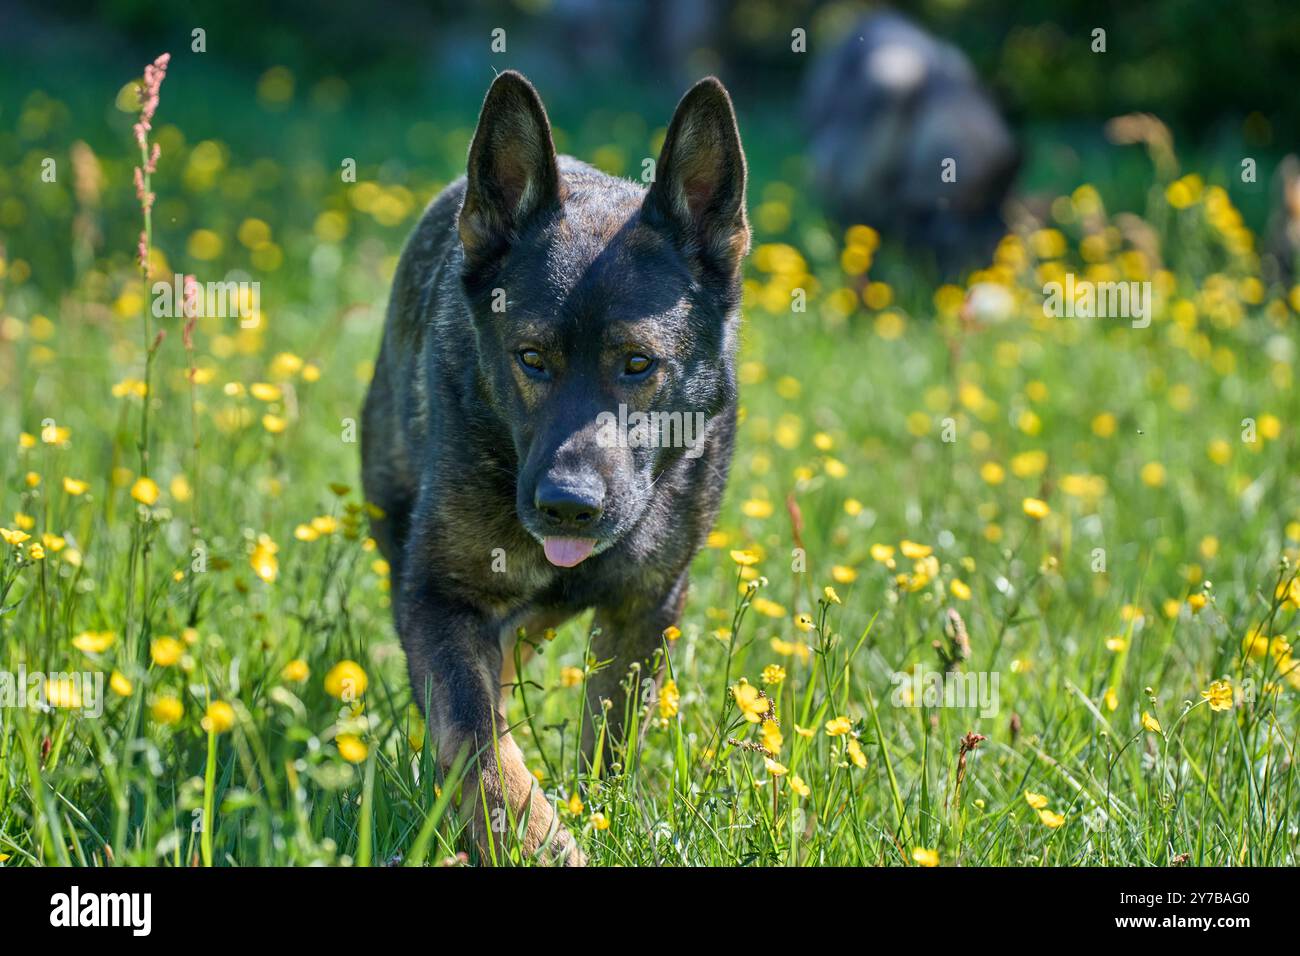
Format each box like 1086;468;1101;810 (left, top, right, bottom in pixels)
1;53;1298;867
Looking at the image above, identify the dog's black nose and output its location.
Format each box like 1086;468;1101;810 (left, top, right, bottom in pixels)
535;476;604;530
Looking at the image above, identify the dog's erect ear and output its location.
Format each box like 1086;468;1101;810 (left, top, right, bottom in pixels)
459;71;560;267
643;77;749;275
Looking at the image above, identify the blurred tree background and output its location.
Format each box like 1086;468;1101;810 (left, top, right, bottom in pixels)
9;0;1297;134
2;0;1296;298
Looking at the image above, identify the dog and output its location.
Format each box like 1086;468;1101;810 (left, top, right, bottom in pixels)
803;11;1019;275
361;71;748;865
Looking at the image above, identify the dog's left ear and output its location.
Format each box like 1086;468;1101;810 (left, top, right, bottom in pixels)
460;71;561;268
643;77;749;275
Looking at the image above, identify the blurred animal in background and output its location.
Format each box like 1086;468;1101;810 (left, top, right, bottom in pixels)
1266;155;1300;283
803;11;1020;276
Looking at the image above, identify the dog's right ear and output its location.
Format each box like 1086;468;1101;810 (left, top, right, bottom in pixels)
459;71;560;269
643;77;749;277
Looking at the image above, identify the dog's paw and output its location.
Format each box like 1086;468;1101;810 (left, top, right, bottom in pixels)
545;825;586;867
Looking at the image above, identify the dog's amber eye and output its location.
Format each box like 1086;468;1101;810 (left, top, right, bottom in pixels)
519;349;546;373
624;354;654;376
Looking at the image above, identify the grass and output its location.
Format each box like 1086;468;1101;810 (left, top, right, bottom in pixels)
1;55;1299;868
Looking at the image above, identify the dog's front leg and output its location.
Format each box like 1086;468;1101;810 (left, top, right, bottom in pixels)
582;574;689;769
400;587;584;866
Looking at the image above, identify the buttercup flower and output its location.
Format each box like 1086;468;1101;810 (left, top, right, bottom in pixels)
911;847;939;867
202;701;236;734
733;680;769;723
324;660;369;700
1202;680;1232;712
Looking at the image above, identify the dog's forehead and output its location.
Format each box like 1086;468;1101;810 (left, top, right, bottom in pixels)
519;201;693;326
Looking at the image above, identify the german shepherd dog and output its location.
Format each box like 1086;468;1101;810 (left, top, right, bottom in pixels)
361;71;748;864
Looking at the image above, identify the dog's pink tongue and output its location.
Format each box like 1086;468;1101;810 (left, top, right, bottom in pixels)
543;537;596;568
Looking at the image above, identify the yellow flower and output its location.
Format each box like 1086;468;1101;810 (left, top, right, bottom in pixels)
1105;636;1127;652
764;757;788;776
281;659;310;682
1022;497;1050;520
169;476;191;504
72;630;116;654
294;523;319;541
824;716;851;736
1242;628;1269;660
150;636;184;667
565;792;584;815
560;666;585;688
110;671;134;697
1140;461;1167;488
662;625;681;642
263;351;304;379
1091;412;1118;437
249;382;283;402
130;476;160;505
41;424;71;445
751;597;787;618
911;847;939;867
761;719;783;754
1103;687;1119;711
741;498;773;518
830;564;857;584
13;512;34;530
1010;450;1047;477
761;664;786;685
336;734;368;763
1201;680;1232;712
1;527;31;546
899;540;931;560
729;549;759;567
980;461;1006;485
309;515;338;535
823;585;841;605
262;414;288;434
789;774;810;797
732;680;769;723
950;578;971;601
1024;790;1048;809
1141;711;1161;733
870;543;895;564
45;678;82;709
1187;592;1207;613
324;660;369;699
793;613;815;632
658;678;679;719
250;534;279;583
62;477;89;496
847;737;867;769
1038;809;1065;828
202;701;237;734
590;812;610;831
151;696;184;725
28;543;45;560
111;378;148;398
764;639;806;660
